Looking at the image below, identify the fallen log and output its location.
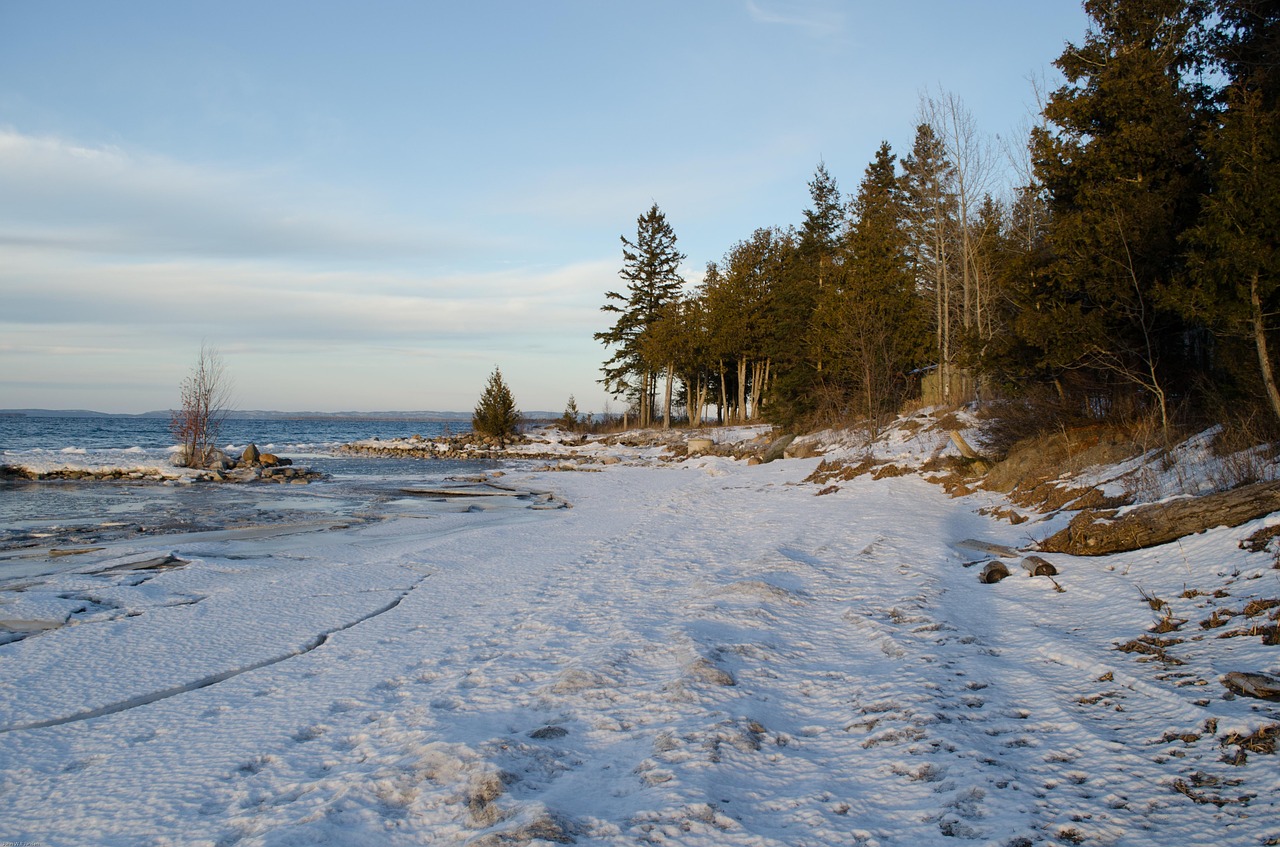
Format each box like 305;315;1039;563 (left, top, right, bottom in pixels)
1021;555;1059;577
1222;671;1280;701
1037;480;1280;557
955;539;1020;559
979;560;1011;584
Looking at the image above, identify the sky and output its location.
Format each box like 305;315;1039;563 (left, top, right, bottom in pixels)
0;1;1090;415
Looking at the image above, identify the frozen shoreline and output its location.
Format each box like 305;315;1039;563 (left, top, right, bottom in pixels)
1;418;1278;845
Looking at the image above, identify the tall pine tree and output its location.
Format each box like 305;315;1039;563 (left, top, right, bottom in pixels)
1185;0;1280;422
1025;0;1210;428
595;203;686;427
819;142;928;422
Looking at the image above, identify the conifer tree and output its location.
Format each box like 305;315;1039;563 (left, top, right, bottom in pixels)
900;123;960;400
767;165;842;429
595;204;686;427
820;142;928;421
1184;0;1280;422
1025;0;1210;428
472;367;521;447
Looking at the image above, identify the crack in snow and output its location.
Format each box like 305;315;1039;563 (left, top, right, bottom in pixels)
0;574;430;734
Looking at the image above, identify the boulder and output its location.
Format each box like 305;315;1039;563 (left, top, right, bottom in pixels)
784;439;820;460
204;448;232;470
761;434;796;463
241;443;260;465
259;453;280;467
687;437;714;455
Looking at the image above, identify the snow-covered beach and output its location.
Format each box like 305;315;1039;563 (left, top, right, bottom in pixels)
1;418;1278;846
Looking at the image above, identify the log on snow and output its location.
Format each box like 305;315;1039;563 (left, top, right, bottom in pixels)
979;560;1011;584
1037;479;1280;557
1222;671;1280;701
1021;555;1059;577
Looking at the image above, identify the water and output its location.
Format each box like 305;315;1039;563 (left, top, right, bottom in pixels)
0;416;506;572
0;415;467;456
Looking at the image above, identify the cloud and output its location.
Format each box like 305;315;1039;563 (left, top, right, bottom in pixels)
0;129;490;262
744;0;844;37
0;241;616;344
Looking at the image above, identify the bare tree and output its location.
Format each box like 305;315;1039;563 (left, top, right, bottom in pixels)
922;89;996;343
171;343;232;468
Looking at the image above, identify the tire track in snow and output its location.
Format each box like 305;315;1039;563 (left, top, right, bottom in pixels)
0;574;430;734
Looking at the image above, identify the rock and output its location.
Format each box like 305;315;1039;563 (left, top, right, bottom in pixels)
204;448;232;470
784;439;820;460
761;434;796;463
599;456;621;465
241;443;260;465
688;657;736;687
529;725;568;740
259;453;280;467
686;437;715;455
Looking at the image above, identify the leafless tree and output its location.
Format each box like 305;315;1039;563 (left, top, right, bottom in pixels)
171;343;232;468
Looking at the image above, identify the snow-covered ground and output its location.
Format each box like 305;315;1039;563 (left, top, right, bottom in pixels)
1;421;1278;846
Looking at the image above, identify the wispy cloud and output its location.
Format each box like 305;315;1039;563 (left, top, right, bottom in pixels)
744;0;844;37
0;129;491;263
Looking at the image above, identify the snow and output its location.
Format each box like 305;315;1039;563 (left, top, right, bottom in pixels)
1;420;1278;846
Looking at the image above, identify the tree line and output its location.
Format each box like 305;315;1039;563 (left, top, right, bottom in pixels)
595;0;1280;436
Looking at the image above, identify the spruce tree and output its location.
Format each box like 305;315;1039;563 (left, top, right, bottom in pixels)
1025;0;1210;427
767;164;843;429
472;367;521;447
821;142;928;420
900;123;959;399
595;203;686;427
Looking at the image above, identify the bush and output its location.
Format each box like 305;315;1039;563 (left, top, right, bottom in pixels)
170;343;232;469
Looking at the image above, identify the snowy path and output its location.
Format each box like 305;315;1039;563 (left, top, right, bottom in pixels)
0;457;1277;845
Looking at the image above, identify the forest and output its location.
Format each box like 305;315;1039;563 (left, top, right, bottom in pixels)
594;0;1280;444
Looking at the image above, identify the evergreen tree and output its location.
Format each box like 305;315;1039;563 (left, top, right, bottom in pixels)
472;367;521;447
559;395;582;432
1184;0;1280;422
900;123;960;399
594;203;686;427
819;142;928;421
1025;0;1211;428
767;164;843;429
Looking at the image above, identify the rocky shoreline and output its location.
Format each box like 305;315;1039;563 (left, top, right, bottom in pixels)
1;441;326;485
338;425;812;465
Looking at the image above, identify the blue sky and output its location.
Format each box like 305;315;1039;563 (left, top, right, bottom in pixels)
1;1;1089;414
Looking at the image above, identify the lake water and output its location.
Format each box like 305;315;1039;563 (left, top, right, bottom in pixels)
0;415;507;575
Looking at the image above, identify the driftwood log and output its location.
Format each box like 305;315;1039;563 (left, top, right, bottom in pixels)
1222;671;1280;701
979;560;1011;584
1021;555;1059;577
1038;480;1280;556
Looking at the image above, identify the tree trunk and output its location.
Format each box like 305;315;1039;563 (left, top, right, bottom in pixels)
1251;271;1280;426
737;359;748;423
1038;479;1280;556
719;360;728;426
662;362;674;429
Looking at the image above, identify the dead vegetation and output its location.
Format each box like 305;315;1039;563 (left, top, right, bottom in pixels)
1116;635;1185;665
